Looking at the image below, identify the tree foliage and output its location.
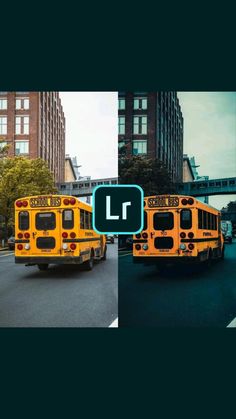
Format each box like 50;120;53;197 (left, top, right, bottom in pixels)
0;157;57;238
119;155;177;196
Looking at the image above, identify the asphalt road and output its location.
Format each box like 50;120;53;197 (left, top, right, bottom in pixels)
119;240;236;327
0;242;117;327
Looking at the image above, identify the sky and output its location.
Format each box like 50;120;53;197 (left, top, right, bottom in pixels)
59;92;117;179
178;92;236;210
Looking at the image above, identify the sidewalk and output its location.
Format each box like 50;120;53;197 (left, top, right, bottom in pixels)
0;247;8;252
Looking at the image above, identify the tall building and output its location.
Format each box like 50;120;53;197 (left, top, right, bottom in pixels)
0;92;65;182
118;92;184;183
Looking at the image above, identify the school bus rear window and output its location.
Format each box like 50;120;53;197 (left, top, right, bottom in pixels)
180;209;192;229
19;211;29;230
154;212;174;230
36;212;56;230
62;209;74;229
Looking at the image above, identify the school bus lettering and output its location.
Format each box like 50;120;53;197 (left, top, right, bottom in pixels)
148;196;179;208
15;195;107;271
133;195;224;266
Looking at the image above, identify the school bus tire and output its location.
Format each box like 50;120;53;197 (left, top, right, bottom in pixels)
84;250;94;271
101;245;107;261
37;264;49;271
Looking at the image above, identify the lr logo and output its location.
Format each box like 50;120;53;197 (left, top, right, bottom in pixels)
93;185;144;234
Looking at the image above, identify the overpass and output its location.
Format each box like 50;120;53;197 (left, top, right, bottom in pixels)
58;177;118;198
178;177;236;197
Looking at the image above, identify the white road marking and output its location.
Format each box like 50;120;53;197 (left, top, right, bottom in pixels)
119;252;132;257
227;318;236;327
109;318;118;328
0;252;13;258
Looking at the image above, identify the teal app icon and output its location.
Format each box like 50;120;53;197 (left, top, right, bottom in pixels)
93;185;144;234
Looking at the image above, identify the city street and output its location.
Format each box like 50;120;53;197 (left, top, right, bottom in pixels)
119;240;236;327
0;242;117;327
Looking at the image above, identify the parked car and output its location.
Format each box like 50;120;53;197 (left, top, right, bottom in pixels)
106;234;115;244
8;236;15;250
125;237;133;249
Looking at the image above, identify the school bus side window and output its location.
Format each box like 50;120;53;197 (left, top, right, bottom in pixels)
80;209;85;229
180;209;192;229
62;209;74;229
19;211;29;230
198;209;203;229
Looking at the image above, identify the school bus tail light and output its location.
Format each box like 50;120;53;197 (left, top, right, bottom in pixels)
24;232;30;239
135;244;141;250
188;198;194;205
180;232;186;238
22;200;28;207
70;243;76;250
63;198;70;205
188;243;194;250
18;233;23;239
142;232;148;239
136;234;141;239
70;198;76;205
70;232;76;238
62;232;68;238
188;232;194;239
181;198;188;205
17;244;23;250
16;201;23;208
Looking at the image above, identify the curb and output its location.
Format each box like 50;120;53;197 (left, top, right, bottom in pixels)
0;248;9;252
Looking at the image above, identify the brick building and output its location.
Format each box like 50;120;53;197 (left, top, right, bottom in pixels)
118;92;184;183
0;92;65;182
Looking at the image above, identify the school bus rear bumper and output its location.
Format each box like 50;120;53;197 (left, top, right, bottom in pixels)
15;256;83;265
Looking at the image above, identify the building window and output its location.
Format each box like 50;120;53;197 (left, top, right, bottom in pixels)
118;116;125;135
15;116;29;134
0;99;7;110
0;116;7;134
0;141;7;149
119;98;125;110
16;98;29;110
133;140;147;155
15;140;29;155
134;97;147;110
118;141;126;149
133;116;147;134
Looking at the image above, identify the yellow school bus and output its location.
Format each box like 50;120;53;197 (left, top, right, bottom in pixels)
133;195;224;266
15;195;106;271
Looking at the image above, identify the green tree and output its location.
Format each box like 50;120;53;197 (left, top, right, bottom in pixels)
0;140;10;157
119;155;177;196
0;157;57;242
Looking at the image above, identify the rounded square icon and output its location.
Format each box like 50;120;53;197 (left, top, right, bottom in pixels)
92;185;144;234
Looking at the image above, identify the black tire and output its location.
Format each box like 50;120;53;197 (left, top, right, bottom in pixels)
221;246;225;260
84;252;94;271
101;246;107;261
38;264;49;271
206;249;212;268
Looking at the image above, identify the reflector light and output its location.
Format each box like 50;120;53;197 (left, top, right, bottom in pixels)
142;244;148;251
180;232;186;238
70;243;76;250
188;243;194;250
62;232;68;238
24;244;30;250
135;244;141;250
180;244;186;250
